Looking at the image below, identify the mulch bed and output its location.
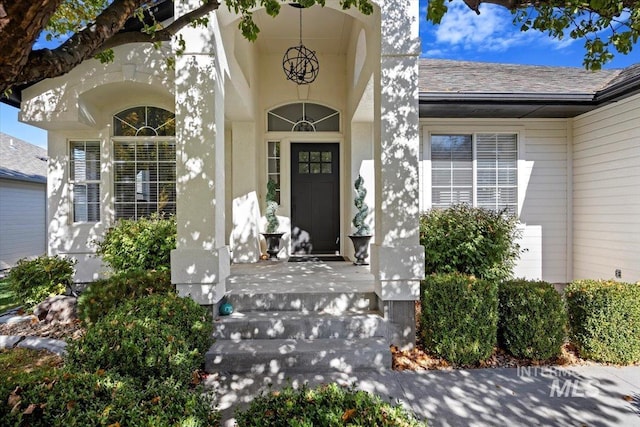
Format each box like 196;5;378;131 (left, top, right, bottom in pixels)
0;313;85;341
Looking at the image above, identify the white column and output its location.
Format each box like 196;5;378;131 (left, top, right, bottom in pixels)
371;0;424;346
171;2;229;305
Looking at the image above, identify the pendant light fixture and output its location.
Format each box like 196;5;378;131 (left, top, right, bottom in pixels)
282;4;319;85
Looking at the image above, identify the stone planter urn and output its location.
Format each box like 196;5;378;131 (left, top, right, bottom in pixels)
348;234;372;265
262;232;285;260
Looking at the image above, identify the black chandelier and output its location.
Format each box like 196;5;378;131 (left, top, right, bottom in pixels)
282;4;319;85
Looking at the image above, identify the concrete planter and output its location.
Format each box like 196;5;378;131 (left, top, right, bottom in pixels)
348;235;372;265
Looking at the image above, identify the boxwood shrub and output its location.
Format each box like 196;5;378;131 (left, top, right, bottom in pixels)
77;269;174;324
235;383;427;426
419;205;521;282
66;293;213;386
93;213;176;273
7;255;75;311
565;279;640;364
420;273;498;365
1;371;218;426
498;279;567;360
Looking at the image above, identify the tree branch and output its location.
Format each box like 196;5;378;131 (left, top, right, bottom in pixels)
3;0;221;93
98;0;221;52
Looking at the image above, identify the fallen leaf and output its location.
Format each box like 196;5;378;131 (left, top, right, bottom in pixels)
342;408;356;421
23;403;38;415
623;395;634;402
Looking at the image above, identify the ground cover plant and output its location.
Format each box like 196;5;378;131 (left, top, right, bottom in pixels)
419;205;521;282
94;213;176;273
77;269;173;324
67;293;213;387
235;382;427;426
6;255;75;311
1;370;218;426
498;279;567;360
0;277;19;313
566;279;640;364
420;273;498;365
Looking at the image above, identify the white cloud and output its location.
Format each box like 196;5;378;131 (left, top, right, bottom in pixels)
429;1;575;53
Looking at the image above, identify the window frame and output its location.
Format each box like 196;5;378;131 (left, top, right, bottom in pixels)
69;140;101;223
423;127;523;215
112;136;177;221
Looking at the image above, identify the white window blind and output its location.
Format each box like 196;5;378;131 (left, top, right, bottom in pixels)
70;141;100;222
431;133;517;214
113;141;176;220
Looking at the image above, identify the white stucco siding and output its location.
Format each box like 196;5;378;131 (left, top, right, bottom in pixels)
572;93;640;282
419;119;570;283
0;180;46;270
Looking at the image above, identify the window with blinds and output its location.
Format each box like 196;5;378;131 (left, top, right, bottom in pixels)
113;141;176;220
431;133;517;214
70;141;100;222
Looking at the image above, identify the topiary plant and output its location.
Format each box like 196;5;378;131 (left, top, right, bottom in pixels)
351;174;371;236
264;178;280;233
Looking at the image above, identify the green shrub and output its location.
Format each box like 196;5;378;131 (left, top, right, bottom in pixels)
0;371;218;426
94;213;176;273
565;279;640;364
420;273;498;365
419;204;521;282
235;383;427;426
66;293;213;386
7;255;75;311
77;269;174;324
498;279;567;360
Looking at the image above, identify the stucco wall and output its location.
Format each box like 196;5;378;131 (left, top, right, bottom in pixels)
572;93;640;282
20;44;174;282
0;179;46;270
419;118;571;283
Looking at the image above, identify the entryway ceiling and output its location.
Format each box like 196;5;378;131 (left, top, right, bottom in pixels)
253;5;353;55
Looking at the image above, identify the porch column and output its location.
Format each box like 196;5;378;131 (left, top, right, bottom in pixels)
371;0;424;348
171;2;230;305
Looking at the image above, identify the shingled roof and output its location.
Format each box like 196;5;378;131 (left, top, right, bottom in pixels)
0;133;47;184
419;59;640;118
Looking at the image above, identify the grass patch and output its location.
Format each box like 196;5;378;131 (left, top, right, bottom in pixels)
0;278;20;314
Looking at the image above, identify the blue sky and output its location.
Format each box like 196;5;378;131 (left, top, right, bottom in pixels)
1;0;639;149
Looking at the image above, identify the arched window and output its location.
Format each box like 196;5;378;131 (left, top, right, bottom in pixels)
113;106;175;136
267;103;339;132
112;106;176;220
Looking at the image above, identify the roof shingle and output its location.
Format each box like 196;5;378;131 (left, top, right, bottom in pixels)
0;133;47;184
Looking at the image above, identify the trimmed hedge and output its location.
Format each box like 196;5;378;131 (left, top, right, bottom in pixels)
1;371;218;426
420;273;498;365
66;293;213;386
565;279;640;364
77;269;174;324
7;255;75;311
235;383;427;426
498;280;567;360
419;205;521;282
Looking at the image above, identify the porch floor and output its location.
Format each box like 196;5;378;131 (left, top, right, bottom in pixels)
227;260;375;294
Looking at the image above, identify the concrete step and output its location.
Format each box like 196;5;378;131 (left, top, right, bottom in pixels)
206;337;391;374
225;291;378;313
213;311;387;340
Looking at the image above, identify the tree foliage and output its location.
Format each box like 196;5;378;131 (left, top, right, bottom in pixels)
0;0;638;95
428;0;639;70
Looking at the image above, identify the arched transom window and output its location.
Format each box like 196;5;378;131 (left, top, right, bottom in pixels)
112;106;176;220
114;106;175;136
267;103;339;132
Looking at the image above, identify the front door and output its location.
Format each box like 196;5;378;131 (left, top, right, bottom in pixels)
291;143;340;254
